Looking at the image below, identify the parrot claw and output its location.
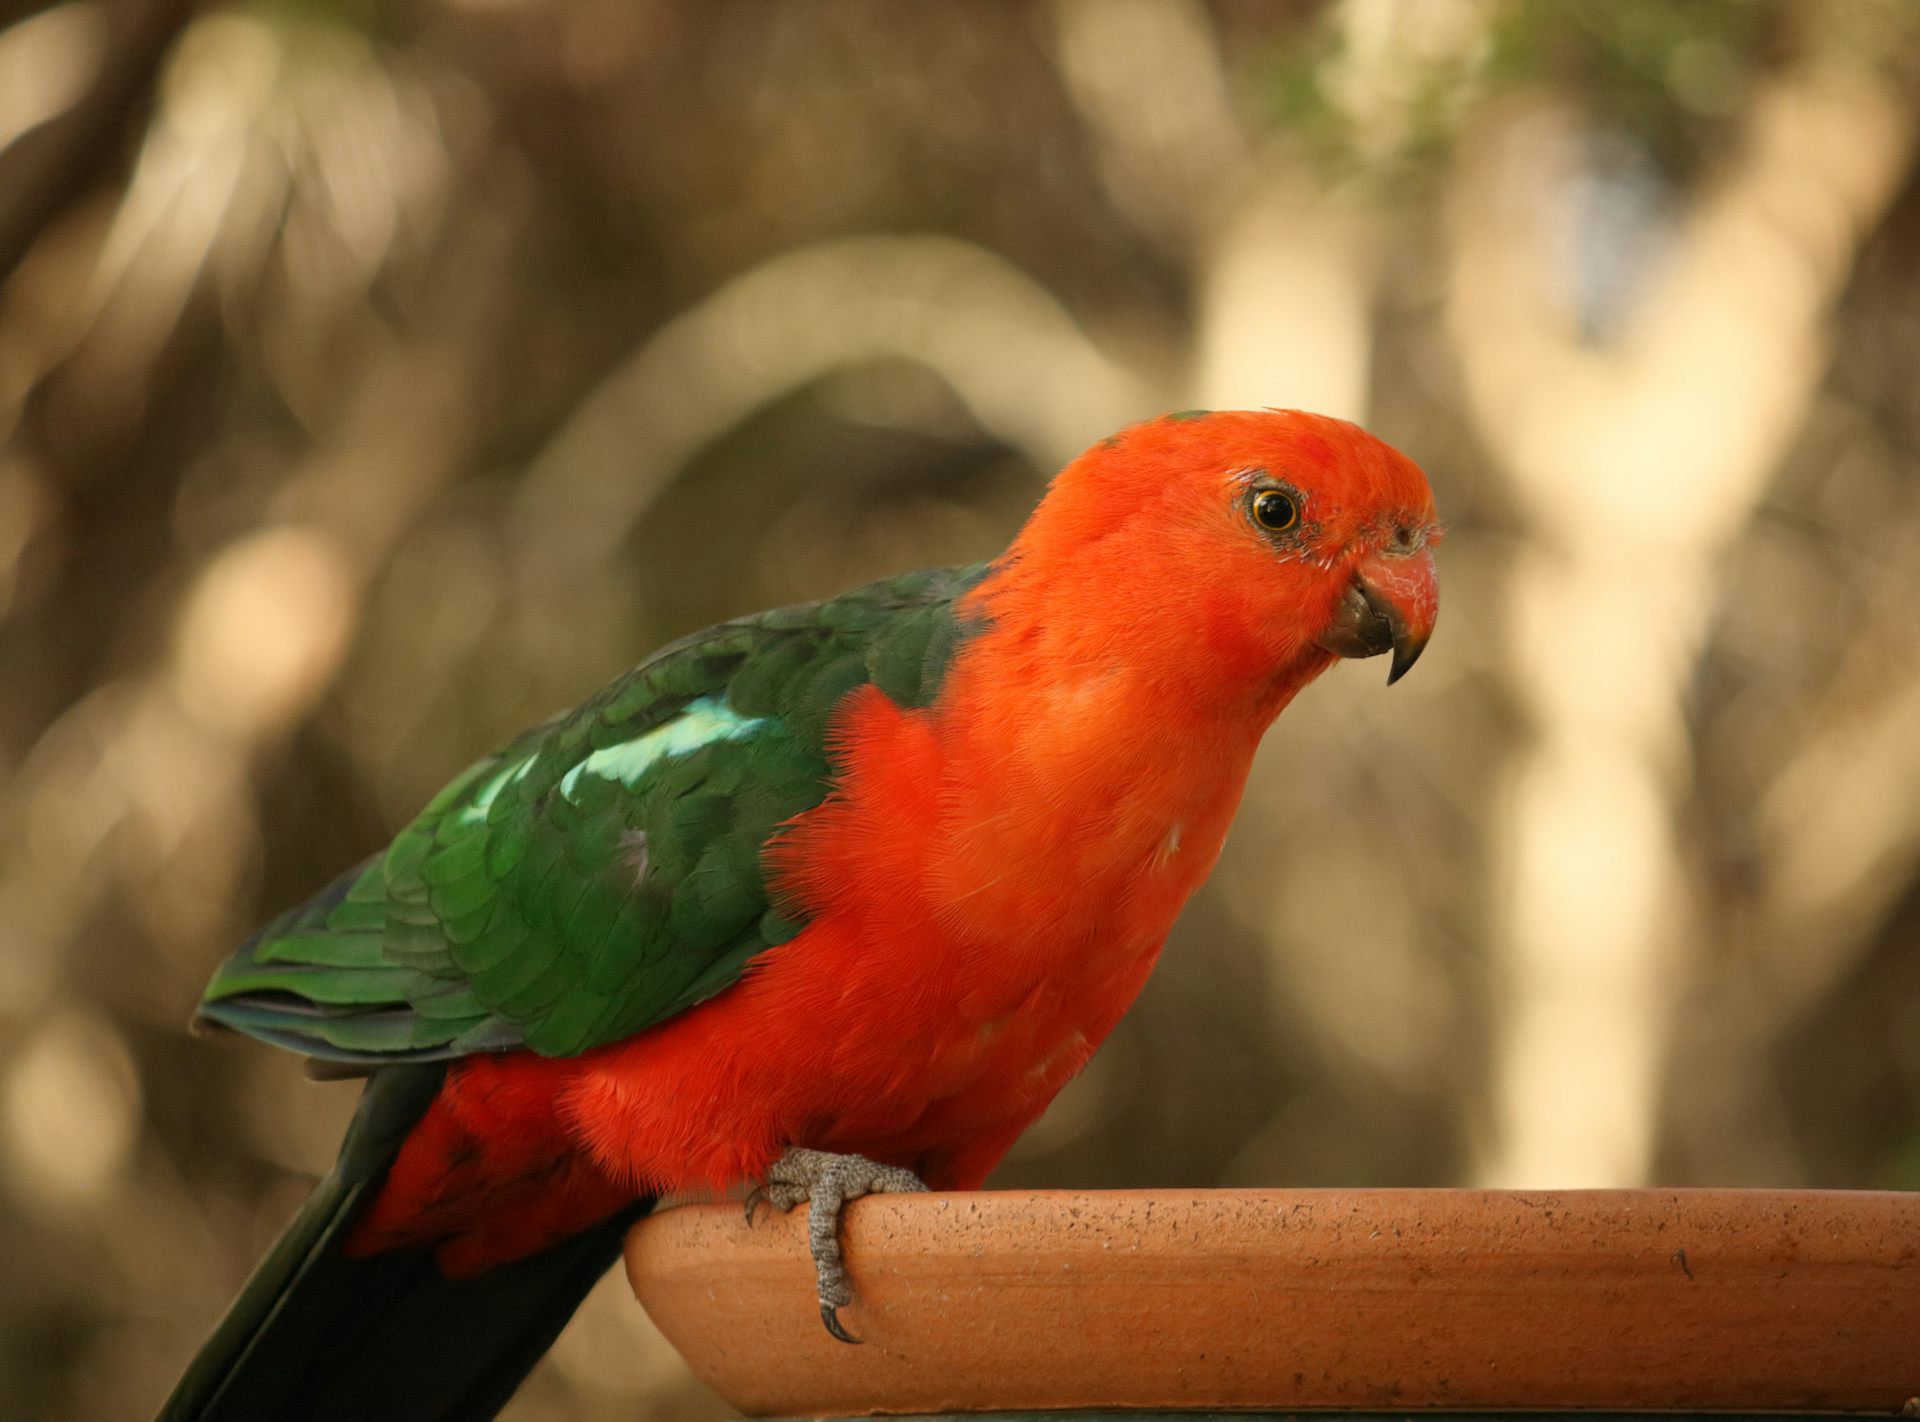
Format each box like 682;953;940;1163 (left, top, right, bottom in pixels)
821;1301;860;1345
757;1146;928;1345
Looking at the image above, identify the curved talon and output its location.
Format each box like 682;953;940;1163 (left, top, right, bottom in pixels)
742;1186;768;1225
821;1302;861;1345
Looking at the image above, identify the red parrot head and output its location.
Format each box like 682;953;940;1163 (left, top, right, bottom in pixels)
982;408;1441;709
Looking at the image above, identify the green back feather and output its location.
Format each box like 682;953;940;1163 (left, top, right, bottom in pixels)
197;563;990;1062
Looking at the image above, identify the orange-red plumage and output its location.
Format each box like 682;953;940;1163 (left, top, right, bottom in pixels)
353;409;1439;1274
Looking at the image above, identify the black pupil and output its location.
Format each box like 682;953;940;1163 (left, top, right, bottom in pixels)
1257;491;1295;529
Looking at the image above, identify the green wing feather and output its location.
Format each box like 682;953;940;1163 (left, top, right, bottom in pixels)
197;564;989;1063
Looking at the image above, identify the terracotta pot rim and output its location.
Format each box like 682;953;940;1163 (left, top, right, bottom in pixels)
627;1187;1920;1418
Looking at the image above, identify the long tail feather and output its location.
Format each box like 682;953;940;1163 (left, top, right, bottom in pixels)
159;1064;651;1422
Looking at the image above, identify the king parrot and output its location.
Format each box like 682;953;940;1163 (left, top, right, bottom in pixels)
161;408;1439;1421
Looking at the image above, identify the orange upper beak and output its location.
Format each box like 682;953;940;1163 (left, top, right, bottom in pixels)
1315;547;1438;684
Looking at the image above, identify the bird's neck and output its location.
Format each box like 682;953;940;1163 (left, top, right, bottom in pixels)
916;594;1328;943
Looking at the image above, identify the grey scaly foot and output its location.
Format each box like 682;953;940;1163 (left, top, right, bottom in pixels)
747;1146;927;1343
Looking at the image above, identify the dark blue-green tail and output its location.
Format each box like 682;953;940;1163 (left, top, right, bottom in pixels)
158;1063;652;1422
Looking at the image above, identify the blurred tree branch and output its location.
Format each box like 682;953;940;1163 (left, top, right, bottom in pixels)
511;232;1157;583
1445;6;1919;1187
1048;0;1251;253
0;0;195;288
1756;558;1920;1016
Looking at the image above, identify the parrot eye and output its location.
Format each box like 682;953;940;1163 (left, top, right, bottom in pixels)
1251;489;1300;533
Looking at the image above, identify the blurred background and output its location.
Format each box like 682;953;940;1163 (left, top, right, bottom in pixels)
2;0;1918;1417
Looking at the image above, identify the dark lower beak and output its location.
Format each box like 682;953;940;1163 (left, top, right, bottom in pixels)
1315;549;1438;685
